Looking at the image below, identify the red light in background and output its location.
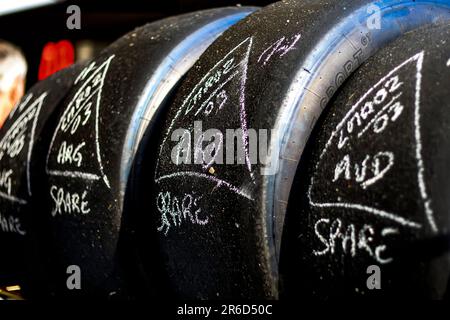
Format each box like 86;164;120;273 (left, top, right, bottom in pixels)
38;40;74;81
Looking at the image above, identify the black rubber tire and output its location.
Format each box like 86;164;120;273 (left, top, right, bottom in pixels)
132;0;450;299
36;7;257;298
0;64;82;290
280;22;450;299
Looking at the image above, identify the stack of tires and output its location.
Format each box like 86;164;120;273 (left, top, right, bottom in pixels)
0;0;449;299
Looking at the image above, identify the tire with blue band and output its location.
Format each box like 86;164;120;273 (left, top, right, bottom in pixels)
134;0;450;299
34;7;257;298
281;22;450;299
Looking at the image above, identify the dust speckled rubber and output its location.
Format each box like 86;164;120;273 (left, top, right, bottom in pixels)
134;0;450;299
281;22;450;299
0;64;81;293
35;7;256;298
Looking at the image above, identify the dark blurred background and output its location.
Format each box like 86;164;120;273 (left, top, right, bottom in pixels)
0;0;274;89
